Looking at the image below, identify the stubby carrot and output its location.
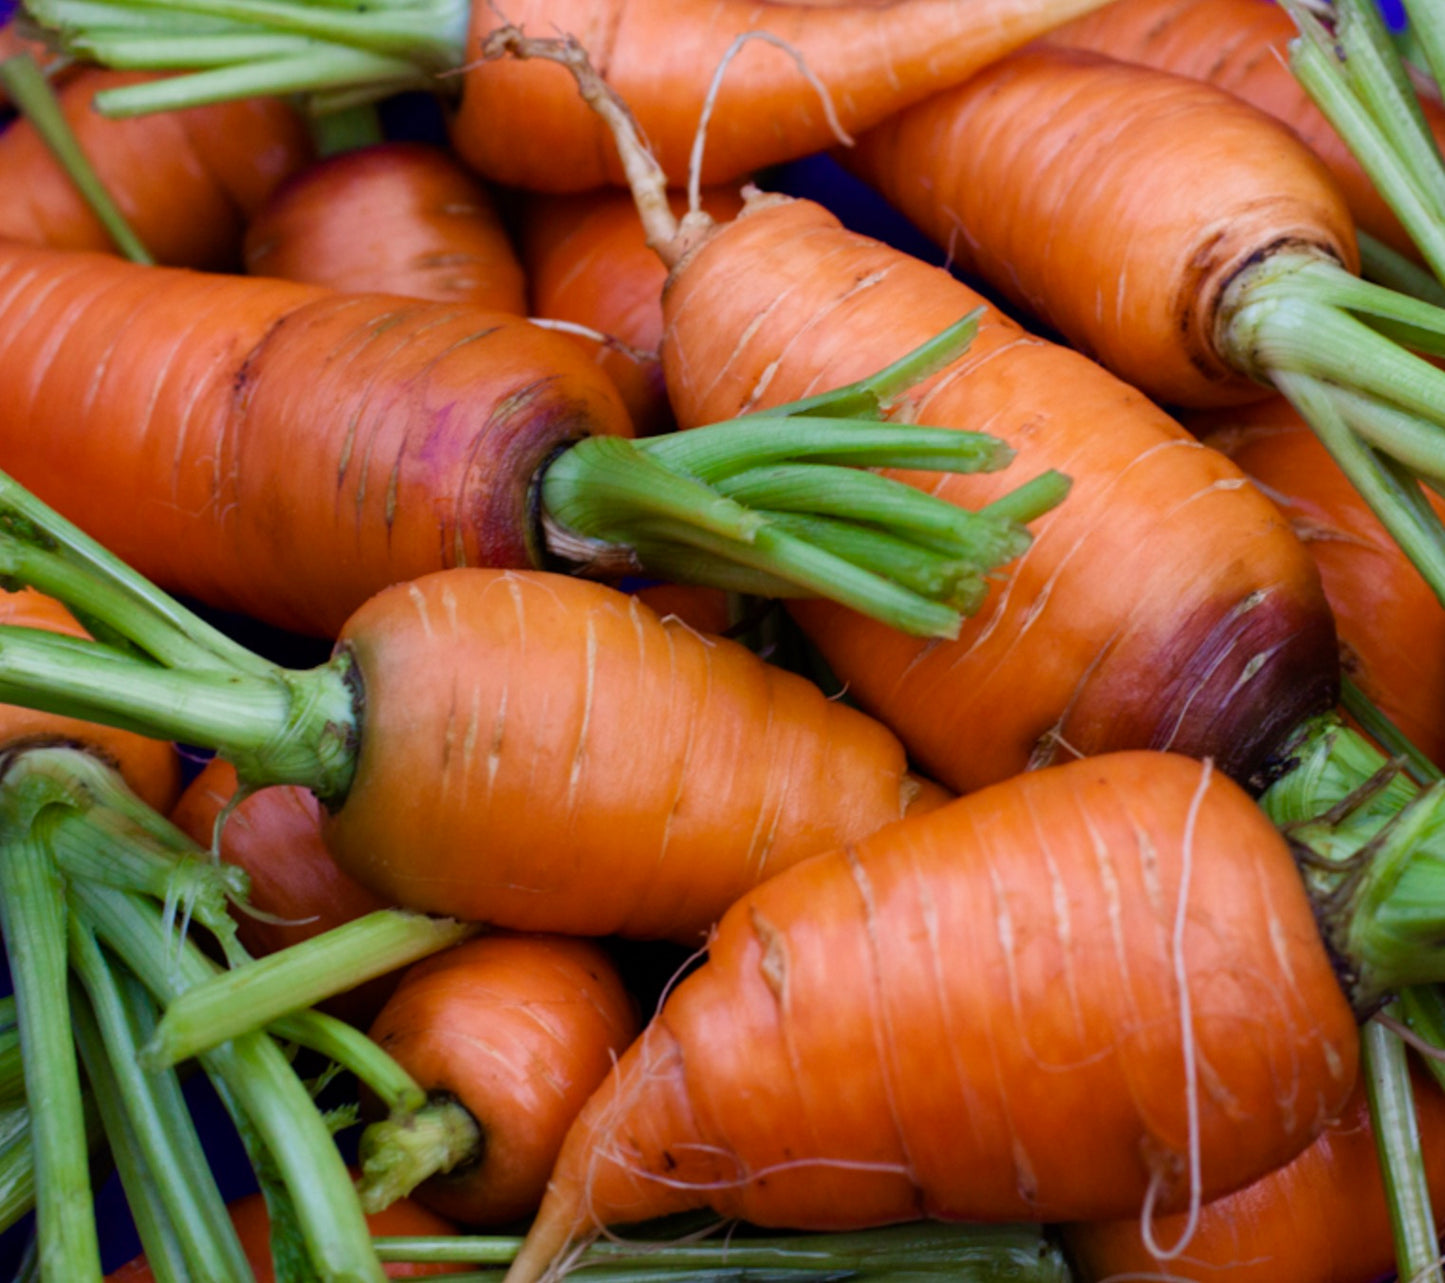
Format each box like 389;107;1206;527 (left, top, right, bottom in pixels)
521;187;746;435
244;141;528;312
501;750;1372;1282
1193;394;1445;769
29;0;1123;192
1064;1058;1445;1282
358;933;639;1225
0;67;312;268
1046;0;1445;260
170;758;401;1026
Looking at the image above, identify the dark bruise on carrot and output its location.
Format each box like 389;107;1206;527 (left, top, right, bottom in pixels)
0;587;180;813
502;751;1360;1282
169;757;402;1026
360;933;639;1226
659;192;1339;794
1046;0;1445;260
0;242;632;637
244;141;529;313
106;1187;467;1280
1191;394;1445;770
1063;1058;1445;1283
842;44;1358;410
520;187;745;436
0;67;313;268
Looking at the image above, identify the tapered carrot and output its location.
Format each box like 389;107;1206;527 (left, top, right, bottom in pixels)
0;238;1044;640
244;141;528;312
0;67;312;268
841;42;1445;608
1046;0;1444;260
169;758;401;1026
1064;1058;1445;1282
31;0;1117;192
480;28;1342;795
501;750;1377;1282
357;933;638;1226
1192;394;1445;769
521;187;745;435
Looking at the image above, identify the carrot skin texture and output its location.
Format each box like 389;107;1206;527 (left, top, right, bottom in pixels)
106;1188;466;1279
245;142;529;313
1065;1061;1445;1283
842;45;1359;408
365;933;639;1225
0;587;181;813
510;752;1359;1277
323;568;914;940
454;0;1121;191
1048;0;1445;261
169;757;400;1026
521;187;746;435
1194;396;1445;770
661;195;1339;794
0;244;632;637
0;68;313;269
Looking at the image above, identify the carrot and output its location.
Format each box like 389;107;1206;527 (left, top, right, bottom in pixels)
106;1187;467;1280
1063;1056;1445;1283
1190;394;1445;770
30;0;1117;192
1046;0;1444;262
0;67;313;268
842;42;1445;597
500;750;1370;1282
357;933;639;1226
243;141;528;312
521;187;746;435
0;237;1046;640
169;757;402;1026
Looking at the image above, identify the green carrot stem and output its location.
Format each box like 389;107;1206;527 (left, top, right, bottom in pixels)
0;51;153;264
1399;985;1445;1094
144;910;479;1069
1341;675;1442;786
72;880;389;1283
1404;0;1445;98
1359;231;1445;305
269;1009;426;1116
0;1104;37;1237
369;1221;1070;1278
1259;713;1445;1010
67;935;255;1283
1363;1015;1444;1283
69;990;196;1283
0;807;100;1279
355;1098;482;1213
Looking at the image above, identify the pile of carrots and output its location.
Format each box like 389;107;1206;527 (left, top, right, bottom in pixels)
3;0;1445;1280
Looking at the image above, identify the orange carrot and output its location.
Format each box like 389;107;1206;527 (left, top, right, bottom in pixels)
654;189;1338;792
37;0;1117;193
169;757;401;1026
521;187;745;435
0;242;630;637
359;933;639;1225
1046;0;1444;260
501;751;1362;1281
0;586;179;812
1064;1058;1445;1283
0;67;312;268
843;45;1357;410
1191;395;1445;769
244;141;528;313
106;1187;467;1280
